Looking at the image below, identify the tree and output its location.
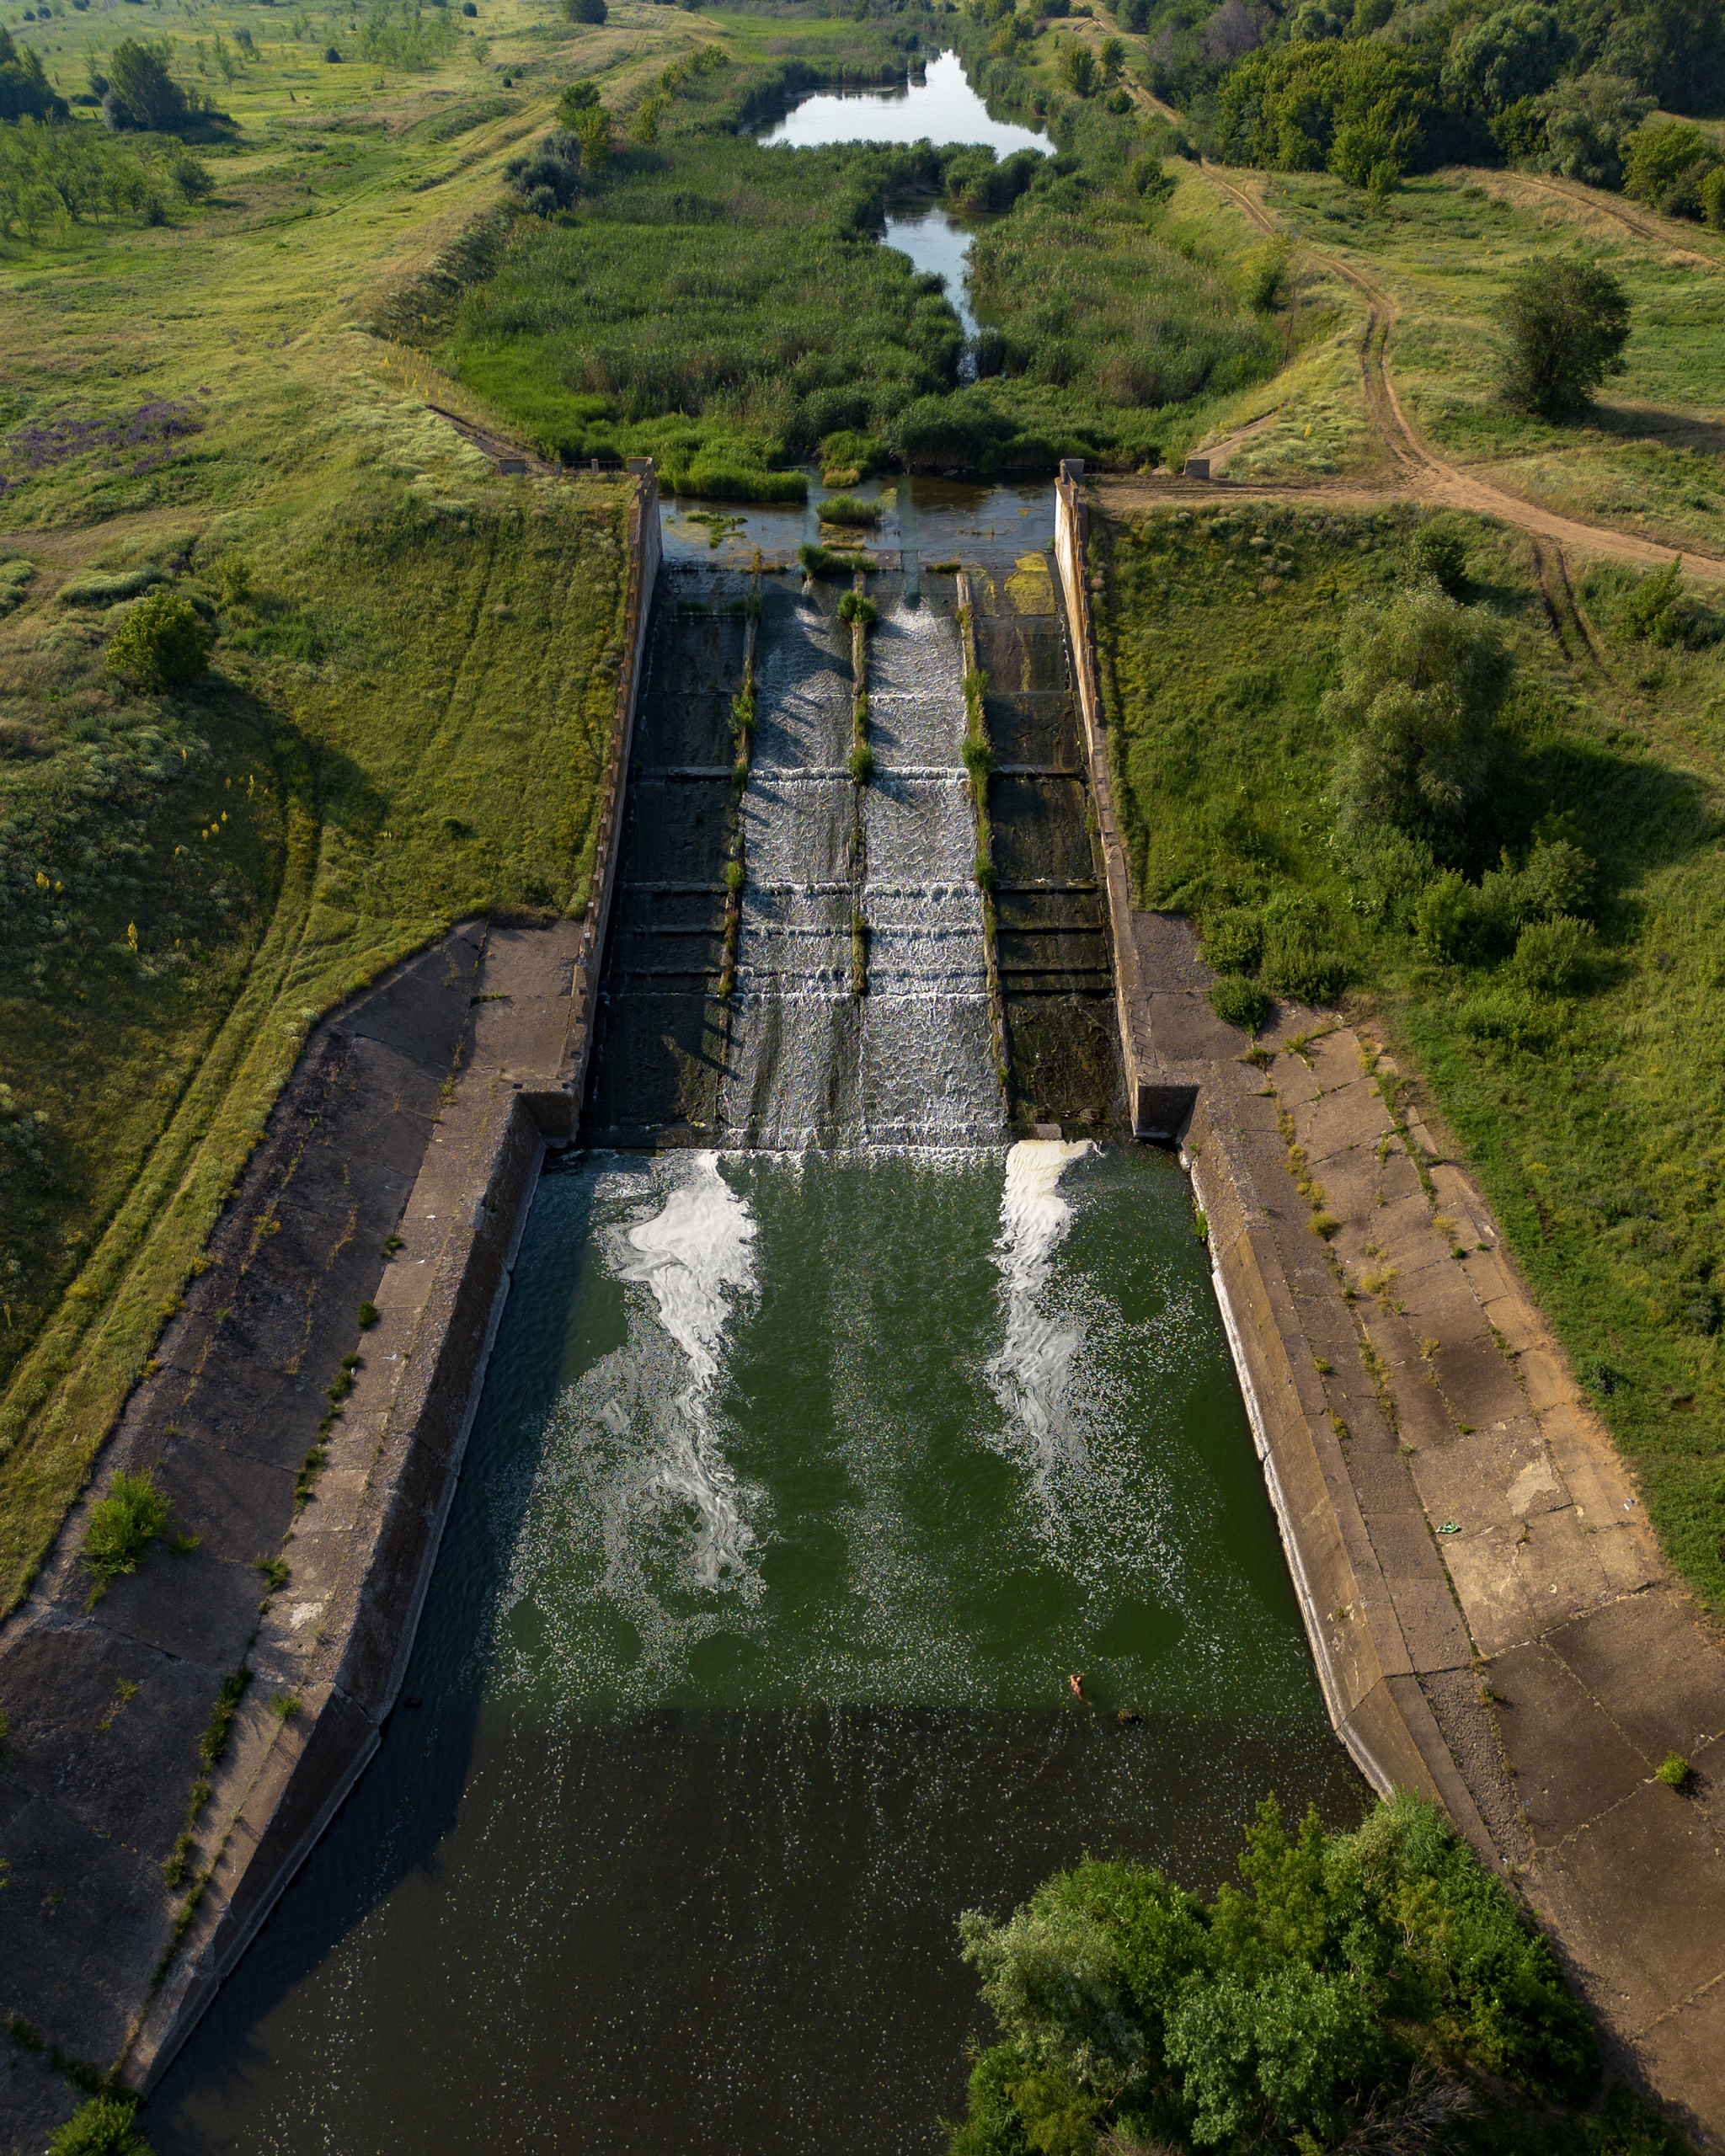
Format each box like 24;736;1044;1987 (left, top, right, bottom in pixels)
0;23;68;121
556;77;600;126
1622;117;1722;217
1498;258;1631;419
1098;35;1125;82
1541;71;1653;188
1060;42;1097;94
105;587;213;690
1215;41;1436;174
101;38;193;131
572;102;610;170
1325;582;1511;846
1440;3;1573;115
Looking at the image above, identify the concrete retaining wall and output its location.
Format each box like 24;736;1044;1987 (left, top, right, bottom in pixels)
1050;467;1487;1840
120;468;663;2095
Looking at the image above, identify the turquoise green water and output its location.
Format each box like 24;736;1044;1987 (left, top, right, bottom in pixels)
147;1143;1361;2155
492;1145;1315;1714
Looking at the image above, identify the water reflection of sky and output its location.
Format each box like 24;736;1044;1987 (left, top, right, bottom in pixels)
659;474;1056;569
756;49;1051;155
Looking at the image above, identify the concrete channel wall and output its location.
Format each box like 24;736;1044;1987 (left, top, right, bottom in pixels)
1050;465;1482;1829
98;469;663;2095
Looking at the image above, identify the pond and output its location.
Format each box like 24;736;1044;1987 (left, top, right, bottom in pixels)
759;49;1050;358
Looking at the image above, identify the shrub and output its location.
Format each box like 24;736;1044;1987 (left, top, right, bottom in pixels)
1510;914;1595;991
80;1469;170;1588
462;3;476;13
105;587;213;691
848;742;873;782
564;0;606;19
1416;869;1478;959
47;2097;152;2156
837;590;878;626
1657;1753;1691;1788
1199;905;1263;973
1705;165;1725;230
1210;973;1269;1033
1460;985;1559;1047
357;1299;380;1327
1618;557;1720;650
323;45;341;61
1498;259;1631;420
556;78;599;125
1409;521;1467;595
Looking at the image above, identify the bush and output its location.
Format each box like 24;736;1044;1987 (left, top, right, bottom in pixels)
1657;1753;1692;1788
848;742;874;782
1199;907;1263;974
556;78;599;125
105;587;213;691
323;44;341;61
1416;868;1479;959
1498;259;1631;420
1511;914;1595;991
1441;3;1573;117
80;1469;170;1588
565;0;606;19
1618;557;1720;649
1460;985;1561;1047
1210;972;1269;1033
837;590;878;626
1060;45;1097;95
47;2097;152;2156
1409;520;1467;595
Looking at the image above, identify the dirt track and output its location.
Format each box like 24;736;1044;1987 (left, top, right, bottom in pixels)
1187;164;1725;585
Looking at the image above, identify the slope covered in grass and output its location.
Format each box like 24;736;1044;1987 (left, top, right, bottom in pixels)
1094;496;1725;1612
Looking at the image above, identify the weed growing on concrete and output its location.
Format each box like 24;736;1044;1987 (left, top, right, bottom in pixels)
269;1693;302;1721
79;1471;170;1603
198;1666;251;1774
356;1301;380;1329
254;1556;288;1593
1657;1753;1692;1788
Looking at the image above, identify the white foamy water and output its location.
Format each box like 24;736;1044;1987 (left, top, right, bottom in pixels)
615;1153;759;1588
987;1139;1095;1463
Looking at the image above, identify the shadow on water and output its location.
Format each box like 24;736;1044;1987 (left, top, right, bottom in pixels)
147;1147;1367;2156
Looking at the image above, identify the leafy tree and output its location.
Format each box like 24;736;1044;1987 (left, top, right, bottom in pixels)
101;38;193;131
1098;35;1125;82
572;102;610;169
1622;117;1722;217
1060;43;1097;95
1215;42;1437;177
948;1792;1598;2154
1440;3;1573;115
556;77;600;125
1326;581;1510;848
1541;71;1653;188
105;586;213;690
1498;258;1631;419
0;22;68;121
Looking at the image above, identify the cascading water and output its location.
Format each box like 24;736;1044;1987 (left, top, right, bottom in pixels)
145;552;1362;2156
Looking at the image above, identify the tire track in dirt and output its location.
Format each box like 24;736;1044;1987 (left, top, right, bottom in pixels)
1193;163;1725;582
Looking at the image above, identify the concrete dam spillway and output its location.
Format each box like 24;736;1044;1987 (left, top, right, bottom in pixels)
142;553;1364;2154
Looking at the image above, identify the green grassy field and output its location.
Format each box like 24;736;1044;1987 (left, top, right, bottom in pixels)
1093;496;1725;1612
0;0;647;1609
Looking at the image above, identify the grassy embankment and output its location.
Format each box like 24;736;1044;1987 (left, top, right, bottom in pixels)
0;0;669;1610
1092;496;1725;1613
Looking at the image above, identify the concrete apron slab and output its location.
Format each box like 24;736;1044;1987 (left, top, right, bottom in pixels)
1058;479;1725;2146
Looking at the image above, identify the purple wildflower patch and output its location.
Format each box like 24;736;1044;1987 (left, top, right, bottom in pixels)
0;399;207;497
